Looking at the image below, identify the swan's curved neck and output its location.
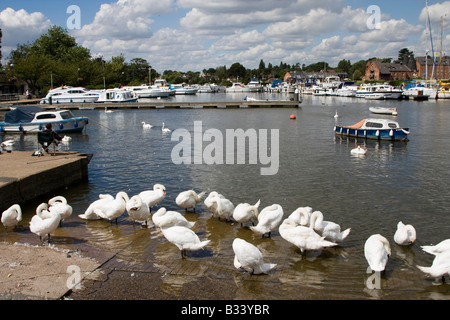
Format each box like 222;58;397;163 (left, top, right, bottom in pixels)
310;211;323;228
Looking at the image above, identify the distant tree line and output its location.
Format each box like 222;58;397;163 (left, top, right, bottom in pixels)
2;26;409;96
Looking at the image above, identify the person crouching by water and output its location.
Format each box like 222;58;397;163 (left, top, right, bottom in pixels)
43;123;62;153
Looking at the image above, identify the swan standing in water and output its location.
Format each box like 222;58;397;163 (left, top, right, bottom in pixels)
204;191;224;215
126;195;151;226
1;204;22;230
309;211;351;243
176;190;206;212
152;207;195;229
158;219;210;258
48;196;72;226
79;192;129;224
421;239;450;256
287;206;312;226
142;121;153;129
138;184;166;213
232;238;277;275
250;204;283;238
417;251;450;284
279;218;337;254
162;122;171;133
364;234;391;272
208;194;235;221
29;203;61;242
232;200;260;227
393;221;416;245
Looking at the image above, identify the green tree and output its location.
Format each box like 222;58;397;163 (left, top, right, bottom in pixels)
337;59;351;74
228;62;247;80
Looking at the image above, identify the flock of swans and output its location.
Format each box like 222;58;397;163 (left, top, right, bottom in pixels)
1;184;450;284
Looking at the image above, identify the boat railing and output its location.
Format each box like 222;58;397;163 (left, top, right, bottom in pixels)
0;94;20;101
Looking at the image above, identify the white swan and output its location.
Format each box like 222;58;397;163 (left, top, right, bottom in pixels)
393;221;416;245
250;204;283;238
364;234;391;272
104;107;113;113
29;203;61;242
232;238;277;274
1;204;22;230
79;191;129;224
232;200;260;227
162;122;171;133
126;195;151;226
421;239;450;256
48;196;73;226
204;191;224;215
279;218;337;254
138;184;166;212
142;121;153;129
152;207;195;229
417;251;450;284
351;146;367;155
334;110;339;119
159;221;210;258
287;206;312;226
61;136;72;144
309;211;351;243
208;194;235;221
176;190;206;212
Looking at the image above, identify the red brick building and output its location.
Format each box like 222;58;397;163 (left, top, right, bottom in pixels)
415;56;450;80
363;60;415;81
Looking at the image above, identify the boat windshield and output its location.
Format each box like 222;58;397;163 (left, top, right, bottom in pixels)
60;111;75;119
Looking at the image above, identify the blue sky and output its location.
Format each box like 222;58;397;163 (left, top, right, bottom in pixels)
1;0;449;72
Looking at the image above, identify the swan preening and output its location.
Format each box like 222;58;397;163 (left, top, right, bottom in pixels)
79;191;129;224
29;203;61;242
250;204;283;238
364;234;391;272
309;211;351;243
417;238;450;284
139;184;166;213
232;200;260;227
206;193;235;221
176;190;206;212
126;195;151;226
152;207;195;229
1;204;22;230
394;221;416;246
48;196;72;226
232;238;276;274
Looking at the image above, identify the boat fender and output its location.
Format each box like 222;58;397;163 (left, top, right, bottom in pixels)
364;130;367;137
59;123;64;130
74;121;78;128
38;124;43;130
18;125;23;131
376;130;379;137
389;130;394;137
0;126;3;132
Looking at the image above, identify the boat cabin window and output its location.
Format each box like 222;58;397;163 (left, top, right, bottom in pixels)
388;123;398;128
60;111;75;119
365;122;383;128
35;113;57;120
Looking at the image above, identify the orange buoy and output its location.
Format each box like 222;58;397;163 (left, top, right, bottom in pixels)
290;114;296;119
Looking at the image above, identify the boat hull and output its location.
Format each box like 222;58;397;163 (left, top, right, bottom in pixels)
0;117;88;133
334;125;409;141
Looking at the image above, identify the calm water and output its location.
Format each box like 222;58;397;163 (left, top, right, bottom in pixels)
1;92;450;299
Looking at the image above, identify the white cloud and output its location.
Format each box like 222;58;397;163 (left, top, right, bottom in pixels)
0;8;51;57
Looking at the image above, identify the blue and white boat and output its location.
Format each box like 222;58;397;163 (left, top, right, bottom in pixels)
0;106;88;133
334;118;409;141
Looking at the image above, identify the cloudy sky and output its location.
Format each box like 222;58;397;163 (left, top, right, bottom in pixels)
1;0;449;72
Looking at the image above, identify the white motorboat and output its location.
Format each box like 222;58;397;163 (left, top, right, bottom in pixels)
198;84;217;93
123;85;170;98
336;86;358;97
0;106;88;133
96;88;138;103
40;86;100;104
170;84;198;95
226;82;261;93
356;84;403;99
369;107;398;115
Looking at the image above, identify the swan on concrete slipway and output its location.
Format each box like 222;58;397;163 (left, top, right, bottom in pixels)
158;219;210;258
79;192;129;224
279;218;337;254
48;196;73;226
176;190;206;213
29;203;61;242
152;207;195;229
309;211;351;243
393;221;416;246
1;204;22;230
364;234;391;272
208;194;235;221
232;200;261;227
232;238;277;275
250;204;283;238
138;184;166;213
126;195;151;226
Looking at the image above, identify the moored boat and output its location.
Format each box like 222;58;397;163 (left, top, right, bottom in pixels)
369;107;398;115
40;86;100;104
96;88;138;103
334;118;409;141
0;106;88;133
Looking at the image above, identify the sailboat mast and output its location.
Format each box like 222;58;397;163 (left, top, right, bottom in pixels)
440;16;443;81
